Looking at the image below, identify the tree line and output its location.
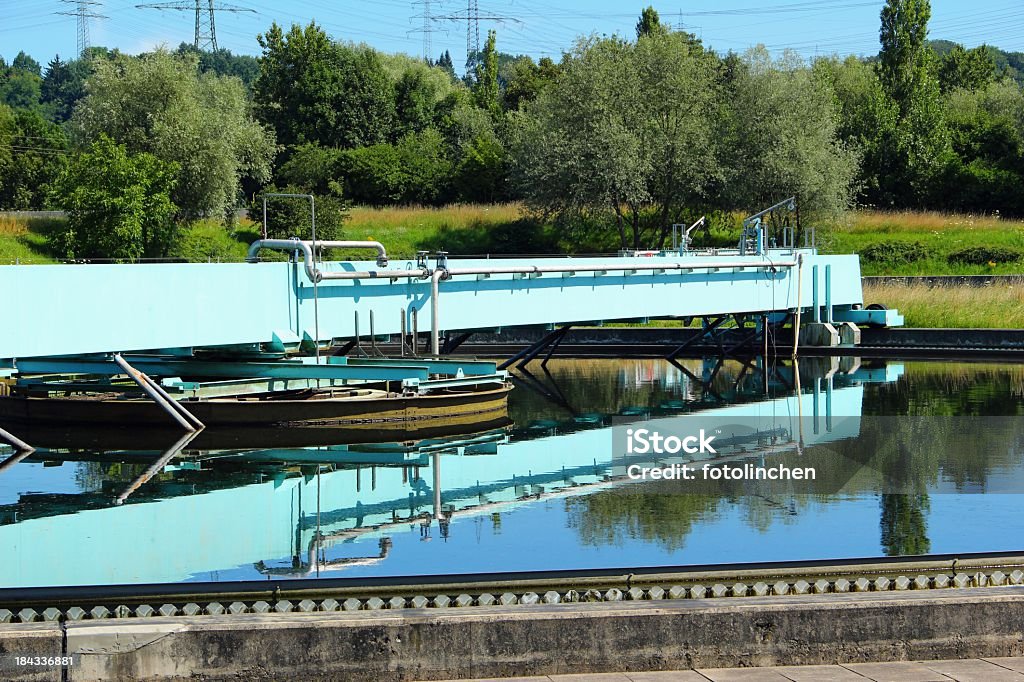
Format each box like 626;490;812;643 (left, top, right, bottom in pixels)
1;0;1023;258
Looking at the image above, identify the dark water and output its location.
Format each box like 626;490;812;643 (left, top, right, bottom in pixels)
2;357;1024;589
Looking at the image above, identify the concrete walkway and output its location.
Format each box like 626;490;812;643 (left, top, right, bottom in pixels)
430;658;1024;682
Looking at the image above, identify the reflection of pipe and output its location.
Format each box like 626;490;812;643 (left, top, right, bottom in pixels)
0;448;33;474
0;426;33;454
114;429;202;505
255;537;392;577
113;354;199;432
432;451;442;520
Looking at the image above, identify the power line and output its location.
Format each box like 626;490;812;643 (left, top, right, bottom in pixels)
135;1;255;51
57;0;108;57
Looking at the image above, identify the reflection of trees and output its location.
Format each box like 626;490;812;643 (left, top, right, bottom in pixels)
880;493;930;556
565;492;721;552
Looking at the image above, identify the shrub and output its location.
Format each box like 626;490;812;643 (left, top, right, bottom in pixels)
860;241;934;264
51;135;178;261
947;245;1022;265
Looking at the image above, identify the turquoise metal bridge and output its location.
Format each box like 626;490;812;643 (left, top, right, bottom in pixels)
0;244;900;365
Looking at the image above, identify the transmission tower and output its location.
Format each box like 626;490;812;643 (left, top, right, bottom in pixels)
57;0;107;57
135;1;255;52
436;1;519;69
411;0;443;61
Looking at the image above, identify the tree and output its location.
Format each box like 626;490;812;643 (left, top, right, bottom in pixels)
878;0;933;115
436;50;457;81
258;184;347;242
255;23;395;149
71;50;275;219
938;44;996;93
0;108;68;209
503;56;559;111
51;136;178;260
636;6;668;40
473;30;501;117
724;49;858;223
512;33;722;248
875;0;951;207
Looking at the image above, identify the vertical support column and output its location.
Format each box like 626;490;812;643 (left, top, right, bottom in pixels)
412;308;419;357
825;263;833;324
812;264;820;324
400;309;407;358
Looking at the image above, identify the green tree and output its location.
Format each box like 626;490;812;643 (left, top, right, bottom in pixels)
875;0;951;207
635;6;668;40
51;136;178;260
724;49;858;224
71;50;275;219
473;31;501;116
257;184;347;242
0;108;68;209
503;56;559;112
938;44;996;93
255;23;395;149
0;53;43;110
512;33;722;248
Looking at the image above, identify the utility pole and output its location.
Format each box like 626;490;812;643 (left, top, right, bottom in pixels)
135;0;255;52
435;2;519;70
57;0;107;57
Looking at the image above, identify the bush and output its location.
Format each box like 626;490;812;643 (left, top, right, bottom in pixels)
947;245;1022;265
860;241;934;264
252;185;348;242
169;222;249;262
51;135;178;261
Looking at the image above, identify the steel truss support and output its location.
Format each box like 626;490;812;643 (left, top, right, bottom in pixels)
498;325;572;370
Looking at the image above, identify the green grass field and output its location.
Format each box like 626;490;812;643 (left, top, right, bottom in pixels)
824;210;1024;276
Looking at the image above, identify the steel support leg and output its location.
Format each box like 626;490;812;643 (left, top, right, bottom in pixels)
0;426;33;454
114;354;204;431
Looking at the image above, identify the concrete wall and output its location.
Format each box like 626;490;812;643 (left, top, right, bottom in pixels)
5;588;1024;681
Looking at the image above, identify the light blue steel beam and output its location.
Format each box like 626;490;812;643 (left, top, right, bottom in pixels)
0;249;869;361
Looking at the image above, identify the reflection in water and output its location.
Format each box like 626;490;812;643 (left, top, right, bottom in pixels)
1;357;1024;588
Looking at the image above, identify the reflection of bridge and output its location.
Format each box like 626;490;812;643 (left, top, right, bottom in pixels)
0;359;903;588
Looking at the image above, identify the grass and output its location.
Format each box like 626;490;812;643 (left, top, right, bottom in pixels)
822;210;1024;276
340;203;560;259
0;215;60;264
863;281;1024;328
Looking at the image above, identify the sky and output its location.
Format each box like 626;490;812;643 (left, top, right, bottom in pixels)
3;0;1023;71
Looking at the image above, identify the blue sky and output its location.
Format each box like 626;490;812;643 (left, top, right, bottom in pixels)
3;0;1023;70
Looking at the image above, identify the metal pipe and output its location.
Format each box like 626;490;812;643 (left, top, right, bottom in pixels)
812;264;820;324
431;268;445;356
140;369;205;430
825;263;833;325
400;309;406;358
792;254;805;359
412;308;418;356
245;238;393;280
113;354;196;432
0;427;33;455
